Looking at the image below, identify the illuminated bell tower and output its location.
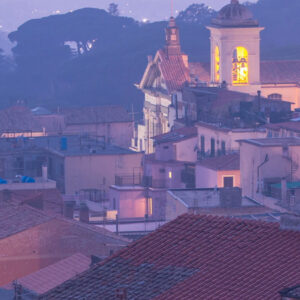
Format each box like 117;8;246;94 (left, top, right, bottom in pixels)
207;0;264;94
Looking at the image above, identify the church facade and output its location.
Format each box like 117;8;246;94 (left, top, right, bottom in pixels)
137;0;300;154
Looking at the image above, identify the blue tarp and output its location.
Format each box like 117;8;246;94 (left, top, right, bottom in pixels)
21;176;35;183
0;178;7;184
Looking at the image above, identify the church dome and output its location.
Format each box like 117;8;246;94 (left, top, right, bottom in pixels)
211;0;258;27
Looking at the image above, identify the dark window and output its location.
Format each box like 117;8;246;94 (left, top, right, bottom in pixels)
223;176;234;188
113;198;116;210
159;168;165;173
221;141;226;155
211;138;215;157
201;136;205;156
163;146;169;149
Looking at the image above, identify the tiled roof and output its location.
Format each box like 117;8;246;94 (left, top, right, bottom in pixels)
189;62;210;83
0;106;43;133
62;105;132;125
0;201;53;239
153;126;197;144
0;189;63;216
3;253;90;295
188;60;300;85
261;60;300;84
265;121;300;133
239;137;300;147
41;214;300;299
157;50;190;92
197;153;240;170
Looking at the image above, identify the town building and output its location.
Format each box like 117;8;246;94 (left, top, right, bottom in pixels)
137;0;300;153
0;200;130;286
196;152;240;188
196;121;266;158
239;137;300;204
265;121;300;138
44;135;143;195
40;213;300;299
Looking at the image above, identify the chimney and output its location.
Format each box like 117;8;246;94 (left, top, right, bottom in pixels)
147;55;153;64
220;187;242;208
63;201;75;219
42;163;48;181
79;203;89;223
280;213;300;231
281;177;288;204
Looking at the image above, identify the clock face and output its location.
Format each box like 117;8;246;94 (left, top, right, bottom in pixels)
171;34;177;41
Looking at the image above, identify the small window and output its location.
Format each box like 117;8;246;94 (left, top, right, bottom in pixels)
169;171;173;179
211;138;215;157
159;168;165;173
163;146;169;149
221;141;226;155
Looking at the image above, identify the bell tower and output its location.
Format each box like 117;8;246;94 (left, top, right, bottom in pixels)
207;0;264;95
165;17;181;57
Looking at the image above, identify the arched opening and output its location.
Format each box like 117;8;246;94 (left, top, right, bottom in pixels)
215;46;220;83
232;47;248;85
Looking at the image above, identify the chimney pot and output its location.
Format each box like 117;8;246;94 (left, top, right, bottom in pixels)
63;201;75;219
79;203;89;223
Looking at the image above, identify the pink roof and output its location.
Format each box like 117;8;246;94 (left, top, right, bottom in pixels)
3;253;90;294
197;153;240;171
41;214;300;299
154;126;197;144
157;49;190;92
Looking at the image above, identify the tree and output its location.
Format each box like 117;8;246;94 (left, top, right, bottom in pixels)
108;3;119;17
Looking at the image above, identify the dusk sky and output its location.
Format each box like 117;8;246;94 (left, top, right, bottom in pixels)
0;0;257;31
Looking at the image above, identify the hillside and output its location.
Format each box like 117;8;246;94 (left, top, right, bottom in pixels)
0;0;298;110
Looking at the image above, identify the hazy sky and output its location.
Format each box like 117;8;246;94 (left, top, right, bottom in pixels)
0;0;256;31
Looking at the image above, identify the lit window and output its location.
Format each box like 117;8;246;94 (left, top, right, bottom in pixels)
169;171;172;179
215;46;220;83
232;47;248;85
148;198;153;216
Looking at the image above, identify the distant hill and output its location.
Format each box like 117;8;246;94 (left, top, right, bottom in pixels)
0;0;298;111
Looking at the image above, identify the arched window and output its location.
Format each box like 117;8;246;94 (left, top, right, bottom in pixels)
232;47;248;85
215;46;220;83
268;93;282;100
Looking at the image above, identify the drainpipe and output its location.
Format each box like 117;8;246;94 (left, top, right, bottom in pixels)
257;154;269;194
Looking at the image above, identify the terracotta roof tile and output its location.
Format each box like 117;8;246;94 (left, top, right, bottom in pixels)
3;253;91;295
153;126;197;144
197;153;240;170
157;50;190;92
41;214;300;299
